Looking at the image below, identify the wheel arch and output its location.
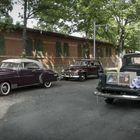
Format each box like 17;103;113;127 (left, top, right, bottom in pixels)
39;72;51;84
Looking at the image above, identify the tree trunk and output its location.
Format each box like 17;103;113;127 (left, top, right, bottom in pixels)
118;27;125;57
23;0;27;53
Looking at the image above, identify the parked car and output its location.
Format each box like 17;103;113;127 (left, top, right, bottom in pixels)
94;53;140;104
0;58;58;96
61;59;103;81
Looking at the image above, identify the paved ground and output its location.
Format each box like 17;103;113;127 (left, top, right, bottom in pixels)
0;79;140;140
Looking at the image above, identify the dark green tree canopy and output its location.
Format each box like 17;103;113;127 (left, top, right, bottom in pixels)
0;0;13;18
0;0;13;30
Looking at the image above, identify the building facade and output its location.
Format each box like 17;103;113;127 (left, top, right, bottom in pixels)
0;28;116;71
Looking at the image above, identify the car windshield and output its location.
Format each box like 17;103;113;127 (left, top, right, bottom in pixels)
0;62;19;70
124;56;140;65
74;60;88;66
131;57;140;64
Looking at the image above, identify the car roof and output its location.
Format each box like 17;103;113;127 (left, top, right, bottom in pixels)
123;53;140;58
2;58;44;68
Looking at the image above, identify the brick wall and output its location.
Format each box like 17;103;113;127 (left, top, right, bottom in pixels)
0;28;116;72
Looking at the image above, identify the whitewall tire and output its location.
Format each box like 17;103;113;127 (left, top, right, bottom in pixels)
0;82;11;96
43;81;52;88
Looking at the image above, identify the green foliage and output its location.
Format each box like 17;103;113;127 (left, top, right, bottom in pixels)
105;0;140;55
0;0;13;18
0;19;13;31
0;0;13;30
34;0;78;33
15;0;41;21
73;0;106;37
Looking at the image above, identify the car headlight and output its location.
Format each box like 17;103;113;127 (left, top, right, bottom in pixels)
74;70;79;74
61;69;65;73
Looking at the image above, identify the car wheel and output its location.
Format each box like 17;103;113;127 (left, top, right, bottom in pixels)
105;98;114;104
0;82;11;96
43;81;52;88
64;77;69;80
79;74;86;81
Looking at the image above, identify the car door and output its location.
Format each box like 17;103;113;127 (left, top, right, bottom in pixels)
88;61;99;76
18;62;42;86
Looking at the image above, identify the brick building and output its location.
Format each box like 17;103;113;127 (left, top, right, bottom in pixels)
0;28;116;71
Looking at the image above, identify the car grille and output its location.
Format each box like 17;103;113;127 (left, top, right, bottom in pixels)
64;70;76;77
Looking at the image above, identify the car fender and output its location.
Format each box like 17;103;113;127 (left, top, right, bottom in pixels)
39;71;52;84
79;68;87;74
39;73;44;84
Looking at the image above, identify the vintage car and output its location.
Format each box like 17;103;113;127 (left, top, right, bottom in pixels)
94;53;140;104
0;58;58;96
61;59;103;81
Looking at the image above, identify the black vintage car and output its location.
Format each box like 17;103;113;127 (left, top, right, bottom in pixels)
94;53;140;104
0;59;58;96
61;59;103;81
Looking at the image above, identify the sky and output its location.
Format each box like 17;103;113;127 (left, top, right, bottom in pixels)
9;2;37;28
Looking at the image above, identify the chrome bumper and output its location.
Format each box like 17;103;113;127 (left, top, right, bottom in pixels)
61;74;80;78
94;91;140;100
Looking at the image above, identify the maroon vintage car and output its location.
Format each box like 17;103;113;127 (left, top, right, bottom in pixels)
0;58;58;96
61;59;103;81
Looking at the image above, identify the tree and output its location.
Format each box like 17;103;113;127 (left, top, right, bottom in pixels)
0;0;13;19
104;0;140;55
35;0;107;36
35;0;78;34
0;0;13;30
72;0;108;38
14;0;41;53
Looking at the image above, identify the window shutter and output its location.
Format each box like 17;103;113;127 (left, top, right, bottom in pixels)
63;43;69;57
77;44;82;57
34;39;44;56
25;38;33;56
56;41;62;57
0;35;5;55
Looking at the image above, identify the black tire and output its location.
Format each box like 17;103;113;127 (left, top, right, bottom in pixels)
43;81;52;88
64;77;69;80
79;73;86;81
0;82;11;96
105;98;114;104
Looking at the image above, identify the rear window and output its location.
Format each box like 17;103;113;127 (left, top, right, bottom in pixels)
123;56;140;65
131;57;140;64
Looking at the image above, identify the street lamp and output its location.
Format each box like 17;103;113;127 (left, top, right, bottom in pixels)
93;21;108;59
